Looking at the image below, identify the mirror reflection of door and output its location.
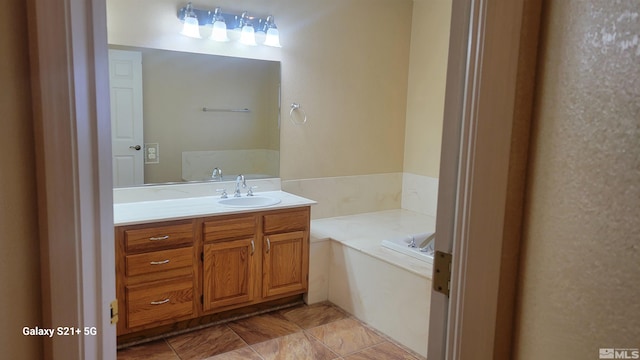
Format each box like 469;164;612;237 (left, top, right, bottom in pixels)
109;49;144;186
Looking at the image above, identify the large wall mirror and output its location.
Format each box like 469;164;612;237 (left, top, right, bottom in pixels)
109;45;281;187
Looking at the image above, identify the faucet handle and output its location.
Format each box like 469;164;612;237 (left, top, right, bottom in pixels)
216;188;228;199
211;167;223;181
246;186;258;196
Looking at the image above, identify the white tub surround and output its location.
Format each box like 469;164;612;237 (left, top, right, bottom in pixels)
282;173;439;220
282;173;403;219
114;189;315;226
182;150;279;182
305;240;332;305
401;173;439;216
330;242;430;357
308;209;435;358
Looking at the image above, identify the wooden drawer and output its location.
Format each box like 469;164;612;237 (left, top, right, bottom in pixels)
263;208;309;234
125;223;194;253
203;215;256;242
126;277;194;329
125;247;193;278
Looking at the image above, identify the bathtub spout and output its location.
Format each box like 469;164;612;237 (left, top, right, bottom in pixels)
419;233;436;254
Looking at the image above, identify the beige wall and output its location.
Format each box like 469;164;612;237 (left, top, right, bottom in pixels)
514;1;640;358
403;0;451;178
0;0;43;358
107;0;413;180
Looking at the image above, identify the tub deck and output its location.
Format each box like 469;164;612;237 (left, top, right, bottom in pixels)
311;209;435;278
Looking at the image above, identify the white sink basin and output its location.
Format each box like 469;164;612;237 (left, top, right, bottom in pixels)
218;196;281;208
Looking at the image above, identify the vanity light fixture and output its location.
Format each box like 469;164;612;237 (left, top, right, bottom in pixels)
180;2;201;38
177;3;281;47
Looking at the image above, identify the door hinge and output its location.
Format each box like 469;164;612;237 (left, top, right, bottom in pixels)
200;294;204;304
201;252;204;262
433;251;452;297
110;299;119;324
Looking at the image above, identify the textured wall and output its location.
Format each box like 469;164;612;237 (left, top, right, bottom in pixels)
514;1;640;359
0;0;42;358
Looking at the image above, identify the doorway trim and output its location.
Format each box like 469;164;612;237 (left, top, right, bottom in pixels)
429;0;538;359
28;0;116;358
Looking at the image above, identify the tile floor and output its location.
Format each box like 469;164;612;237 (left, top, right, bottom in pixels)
117;302;424;360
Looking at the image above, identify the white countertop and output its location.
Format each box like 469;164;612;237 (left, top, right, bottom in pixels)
114;190;316;226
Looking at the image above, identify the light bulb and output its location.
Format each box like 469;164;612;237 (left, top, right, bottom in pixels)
210;20;229;42
239;24;257;46
264;27;281;47
180;3;201;38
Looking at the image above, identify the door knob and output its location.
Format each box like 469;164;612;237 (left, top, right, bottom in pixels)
129;145;141;151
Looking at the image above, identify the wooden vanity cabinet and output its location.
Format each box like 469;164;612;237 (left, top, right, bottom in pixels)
115;220;198;335
115;206;310;337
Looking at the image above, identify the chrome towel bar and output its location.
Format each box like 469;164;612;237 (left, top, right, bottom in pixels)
202;107;250;113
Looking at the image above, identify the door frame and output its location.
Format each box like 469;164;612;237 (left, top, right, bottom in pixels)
429;0;537;359
28;0;116;358
29;0;536;359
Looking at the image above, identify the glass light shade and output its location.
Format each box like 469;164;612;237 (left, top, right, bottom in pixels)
239;25;257;46
210;20;229;42
181;16;201;38
264;28;281;47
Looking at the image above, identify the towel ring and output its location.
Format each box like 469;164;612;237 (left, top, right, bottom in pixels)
289;103;307;125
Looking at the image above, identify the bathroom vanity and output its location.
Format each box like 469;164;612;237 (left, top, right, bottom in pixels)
113;187;314;340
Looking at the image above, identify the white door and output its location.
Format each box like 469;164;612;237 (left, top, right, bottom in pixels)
109;49;144;186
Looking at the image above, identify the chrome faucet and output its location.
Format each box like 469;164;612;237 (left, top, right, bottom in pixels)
234;174;246;197
211;167;223;181
419;233;436;255
407;235;417;248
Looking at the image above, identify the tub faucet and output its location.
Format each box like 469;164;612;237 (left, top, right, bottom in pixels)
408;236;417;248
234;174;246;197
211;167;223;181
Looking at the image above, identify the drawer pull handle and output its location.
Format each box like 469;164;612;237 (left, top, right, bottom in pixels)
250;240;255;255
149;235;170;241
266;238;271;253
150;299;170;305
150;259;170;265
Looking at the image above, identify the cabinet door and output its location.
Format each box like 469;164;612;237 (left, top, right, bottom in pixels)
262;231;309;298
203;238;256;311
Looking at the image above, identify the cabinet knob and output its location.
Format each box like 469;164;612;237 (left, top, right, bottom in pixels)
266;238;271;253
